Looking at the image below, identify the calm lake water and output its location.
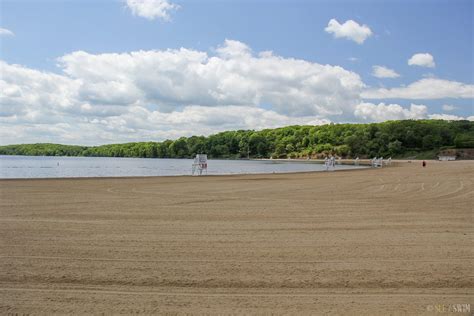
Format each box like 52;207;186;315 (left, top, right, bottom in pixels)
0;155;366;179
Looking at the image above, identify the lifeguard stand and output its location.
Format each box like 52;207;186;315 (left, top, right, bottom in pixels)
192;154;207;175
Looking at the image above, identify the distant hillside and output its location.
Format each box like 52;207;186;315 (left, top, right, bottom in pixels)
1;120;473;159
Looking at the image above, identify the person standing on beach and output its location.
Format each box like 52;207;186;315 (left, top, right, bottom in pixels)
422;160;426;167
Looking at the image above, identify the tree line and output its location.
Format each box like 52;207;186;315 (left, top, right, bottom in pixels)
1;120;473;159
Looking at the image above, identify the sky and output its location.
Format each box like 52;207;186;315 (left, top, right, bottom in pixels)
0;0;473;145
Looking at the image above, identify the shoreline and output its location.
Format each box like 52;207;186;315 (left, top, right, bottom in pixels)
0;158;372;181
0;166;371;181
3;154;466;161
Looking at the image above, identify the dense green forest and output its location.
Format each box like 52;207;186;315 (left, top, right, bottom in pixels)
1;120;473;159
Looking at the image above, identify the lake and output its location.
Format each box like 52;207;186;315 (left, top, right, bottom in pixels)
0;155;366;179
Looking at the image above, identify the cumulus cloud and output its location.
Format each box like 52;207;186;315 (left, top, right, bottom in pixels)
125;0;179;21
362;78;474;99
57;39;365;117
354;102;473;122
408;53;435;68
2;39;472;145
354;102;427;122
0;61;80;118
215;39;252;58
325;19;372;44
119;105;330;135
0;39;366;144
428;113;471;121
0;28;14;36
442;104;457;111
371;65;400;78
0;104;330;145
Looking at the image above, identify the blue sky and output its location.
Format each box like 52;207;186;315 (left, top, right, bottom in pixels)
0;0;473;145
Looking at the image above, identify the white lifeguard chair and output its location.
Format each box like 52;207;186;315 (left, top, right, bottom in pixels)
372;157;383;168
324;156;336;171
192;154;208;175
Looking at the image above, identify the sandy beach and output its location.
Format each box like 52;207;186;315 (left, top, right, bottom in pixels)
0;161;472;315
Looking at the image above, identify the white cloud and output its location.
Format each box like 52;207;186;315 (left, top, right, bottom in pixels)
354;102;427;122
125;105;330;133
0;61;80;118
325;19;373;44
354;102;473;122
408;53;435;68
2;39;472;145
125;0;179;21
0;104;330;145
371;65;400;78
442;104;457;111
0;28;14;36
57;39;365;117
215;39;252;58
428;113;470;121
362;78;474;99
0;39;368;144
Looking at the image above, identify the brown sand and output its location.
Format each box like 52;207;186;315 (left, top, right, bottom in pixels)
0;161;472;315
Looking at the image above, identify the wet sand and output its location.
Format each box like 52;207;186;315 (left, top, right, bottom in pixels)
0;161;472;315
